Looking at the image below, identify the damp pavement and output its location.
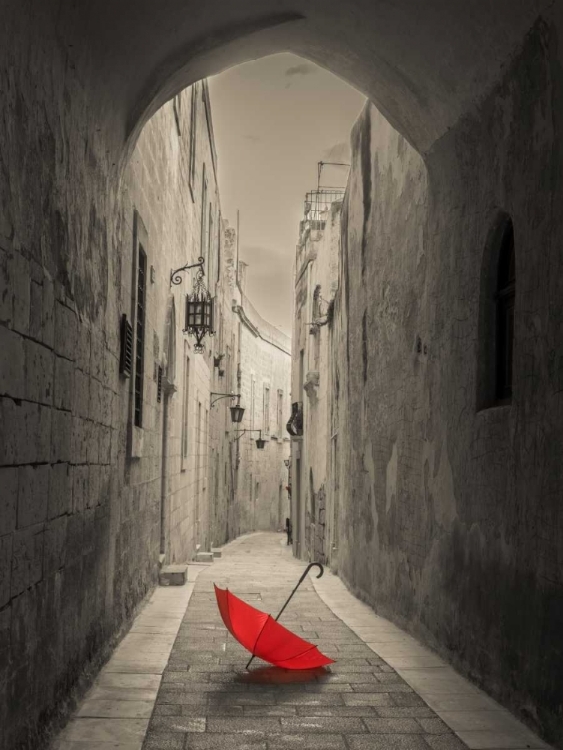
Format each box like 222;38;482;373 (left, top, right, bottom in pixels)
53;533;552;750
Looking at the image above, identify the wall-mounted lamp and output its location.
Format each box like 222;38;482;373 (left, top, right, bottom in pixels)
171;256;215;353
284;459;291;468
211;392;245;423
234;429;267;450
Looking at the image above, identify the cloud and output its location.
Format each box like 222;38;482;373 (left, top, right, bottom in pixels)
284;63;316;78
322;141;351;162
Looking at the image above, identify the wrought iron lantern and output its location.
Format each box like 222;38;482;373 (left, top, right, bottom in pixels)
233;429;267;450
171;256;215;353
230;402;245;424
211;392;245;424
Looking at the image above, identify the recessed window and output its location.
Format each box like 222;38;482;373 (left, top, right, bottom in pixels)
476;213;516;409
134;245;147;427
496;221;515;401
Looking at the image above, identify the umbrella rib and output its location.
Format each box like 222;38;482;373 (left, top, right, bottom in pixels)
250;614;272;658
275;643;317;663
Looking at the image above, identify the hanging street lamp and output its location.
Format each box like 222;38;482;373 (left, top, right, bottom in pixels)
170;256;215;353
233;429;267;450
211;392;245;424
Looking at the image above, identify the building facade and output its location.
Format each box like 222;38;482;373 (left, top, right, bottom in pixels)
291;191;343;565
291;84;563;745
0;77;287;749
234;269;292;536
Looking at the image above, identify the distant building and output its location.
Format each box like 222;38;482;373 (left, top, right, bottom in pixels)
290;188;344;565
233;275;291;535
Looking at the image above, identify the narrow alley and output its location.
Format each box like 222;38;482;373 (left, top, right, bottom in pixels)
3;3;563;750
54;534;548;750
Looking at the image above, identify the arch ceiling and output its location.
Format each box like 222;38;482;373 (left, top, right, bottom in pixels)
37;1;556;153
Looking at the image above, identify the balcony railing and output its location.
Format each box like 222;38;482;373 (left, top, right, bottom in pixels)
303;189;346;223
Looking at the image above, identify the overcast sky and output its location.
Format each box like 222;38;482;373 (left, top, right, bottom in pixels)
208;54;365;337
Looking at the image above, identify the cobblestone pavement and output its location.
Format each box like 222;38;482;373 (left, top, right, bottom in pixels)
142;533;468;750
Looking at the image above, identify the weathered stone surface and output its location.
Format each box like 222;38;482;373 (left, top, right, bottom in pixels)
0;467;17;536
17;464;49;529
0;326;25;399
11;524;44;597
292;22;563;747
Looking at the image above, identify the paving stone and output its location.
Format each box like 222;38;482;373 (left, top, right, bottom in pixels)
416;717;452;734
132;535;476;750
267;734;347;749
184;735;266;749
348;735;430;750
280;716;366;732
375;707;435;718
144;732;185;749
206;717;281;733
343;692;395;706
423;736;470;750
364;717;424;733
149;716;206;733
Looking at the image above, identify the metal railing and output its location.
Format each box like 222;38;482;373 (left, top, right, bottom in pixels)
303;189;346;223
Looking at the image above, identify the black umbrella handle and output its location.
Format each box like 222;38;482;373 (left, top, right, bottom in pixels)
246;562;324;670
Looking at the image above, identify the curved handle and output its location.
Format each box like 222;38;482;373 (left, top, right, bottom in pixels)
304;562;324;579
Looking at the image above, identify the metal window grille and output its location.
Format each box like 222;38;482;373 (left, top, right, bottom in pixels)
134;247;147;427
119;314;133;377
157;365;163;403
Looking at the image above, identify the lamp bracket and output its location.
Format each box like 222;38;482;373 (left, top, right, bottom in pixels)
211;391;241;409
171;256;205;286
233;429;263;443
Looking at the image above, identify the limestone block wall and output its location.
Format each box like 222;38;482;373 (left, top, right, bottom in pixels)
0;11;229;740
331;22;563;746
121;81;224;565
235;293;291;534
291;202;342;565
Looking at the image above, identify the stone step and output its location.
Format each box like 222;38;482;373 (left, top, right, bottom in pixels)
159;564;188;586
211;548;222;558
194;551;214;564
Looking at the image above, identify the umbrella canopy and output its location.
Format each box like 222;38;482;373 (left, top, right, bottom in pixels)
214;585;334;670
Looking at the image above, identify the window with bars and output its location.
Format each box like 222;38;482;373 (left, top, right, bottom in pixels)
119;314;133;377
134;245;147;427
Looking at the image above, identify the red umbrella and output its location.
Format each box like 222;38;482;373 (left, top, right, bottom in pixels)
214;563;335;670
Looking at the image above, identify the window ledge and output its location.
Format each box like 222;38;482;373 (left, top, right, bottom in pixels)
476;402;512;418
131;425;144;458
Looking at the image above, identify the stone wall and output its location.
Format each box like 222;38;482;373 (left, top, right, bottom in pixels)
291;201;342;564
0;55;233;747
328;21;563;746
235;291;291;534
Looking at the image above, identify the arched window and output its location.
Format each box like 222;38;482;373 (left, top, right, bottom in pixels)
476;214;516;409
495;221;515;401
